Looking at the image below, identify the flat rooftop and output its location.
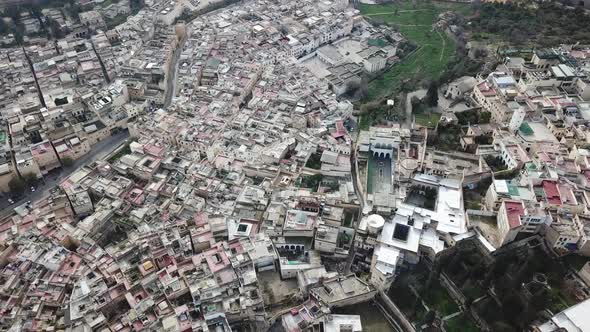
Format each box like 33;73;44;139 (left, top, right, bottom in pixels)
310;275;373;304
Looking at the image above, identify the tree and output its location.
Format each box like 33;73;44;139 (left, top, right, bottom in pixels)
423;310;436;326
426;81;439;107
262;282;275;309
301;174;323;190
357;76;369;100
491;321;517;332
531;288;549;311
448;251;462;275
47;17;64;39
61;156;74;167
4;6;22;23
14;22;25;45
411;96;424;113
8;177;26;195
475;134;493;145
29;4;42;20
279;24;289;35
22;173;37;185
344;80;361;98
471;0;482;10
473;48;488;59
360;100;381;115
65;3;81;21
327;181;340;192
480;111;491;123
0;18;8;35
502;293;524;323
425;260;441;290
305;153;322;170
470;261;487;280
130;0;145;14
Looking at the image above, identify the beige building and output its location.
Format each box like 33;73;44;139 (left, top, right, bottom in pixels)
363;54;387;73
15;151;42;179
0;162;15;192
30;140;61;175
124;80;146;100
82;120;110;146
580;262;590;286
53;135;91;161
79;11;106;30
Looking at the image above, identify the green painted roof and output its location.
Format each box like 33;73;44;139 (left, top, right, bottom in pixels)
533;187;545;197
508;185;520;197
368;38;386;47
520;122;534;136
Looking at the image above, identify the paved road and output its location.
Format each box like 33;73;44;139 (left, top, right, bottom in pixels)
0;130;129;217
164;38;185;109
344;146;364;274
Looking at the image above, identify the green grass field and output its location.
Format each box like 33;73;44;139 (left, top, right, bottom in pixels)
444;313;479;332
423;280;459;316
414;112;441;127
361;1;471;100
367;156;374;193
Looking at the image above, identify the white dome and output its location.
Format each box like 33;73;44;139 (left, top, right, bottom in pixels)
367;214;385;234
401;158;419;170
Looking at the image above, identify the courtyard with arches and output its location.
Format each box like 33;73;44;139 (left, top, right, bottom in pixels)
367;143;396;195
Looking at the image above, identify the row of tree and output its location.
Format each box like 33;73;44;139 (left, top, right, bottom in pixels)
469;2;590;47
7;157;72;195
1;0;81;44
1;0;146;45
8;173;37;196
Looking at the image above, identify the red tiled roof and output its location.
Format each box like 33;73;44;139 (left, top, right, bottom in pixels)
542;180;561;205
336;120;346;133
477;82;497;96
332;120;347;138
504;201;525;229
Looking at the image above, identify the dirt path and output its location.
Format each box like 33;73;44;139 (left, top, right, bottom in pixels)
436;29;445;62
405;89;427;128
365;9;431;16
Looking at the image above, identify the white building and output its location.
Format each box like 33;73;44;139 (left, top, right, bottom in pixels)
363;54;387;73
499;141;530;170
444;76;477;100
283;210;318;237
508;103;526;132
315;224;339;254
159;0;185;25
370;244;401;291
534;298;590;331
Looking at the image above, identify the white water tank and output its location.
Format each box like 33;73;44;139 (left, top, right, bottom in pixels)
367;214;385;235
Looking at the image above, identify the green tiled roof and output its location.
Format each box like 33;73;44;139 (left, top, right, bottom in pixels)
520;122;534;136
508;185;520;197
368;38;386;47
